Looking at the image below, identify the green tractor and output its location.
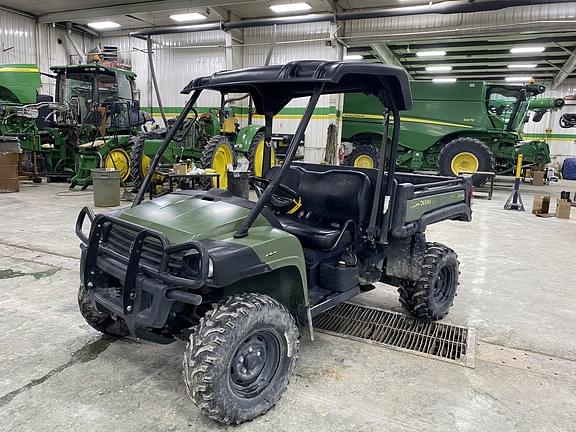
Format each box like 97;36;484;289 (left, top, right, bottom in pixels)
76;61;472;424
48;63;145;189
341;80;549;185
130;99;273;191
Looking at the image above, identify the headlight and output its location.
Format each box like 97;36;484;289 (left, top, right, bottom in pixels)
207;258;214;279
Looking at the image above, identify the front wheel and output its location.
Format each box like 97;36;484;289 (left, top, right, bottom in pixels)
343;144;380;169
77;285;129;337
183;293;299;425
248;131;276;177
437;137;495;186
398;242;460;321
201;136;235;189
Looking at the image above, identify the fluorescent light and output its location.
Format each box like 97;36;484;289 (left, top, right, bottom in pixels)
433;78;457;83
510;46;545;54
426;65;452;72
169;13;207;22
505;76;533;82
507;64;537;69
416;50;447;57
270;3;311;13
344;54;363;60
87;21;121;30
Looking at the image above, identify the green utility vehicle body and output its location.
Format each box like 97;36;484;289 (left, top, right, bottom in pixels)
342;80;548;176
76;61;472;425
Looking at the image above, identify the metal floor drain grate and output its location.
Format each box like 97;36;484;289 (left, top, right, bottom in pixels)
314;303;476;368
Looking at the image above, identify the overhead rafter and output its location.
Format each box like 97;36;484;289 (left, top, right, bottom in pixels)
37;0;262;23
552;47;576;88
210;6;231;21
371;43;412;78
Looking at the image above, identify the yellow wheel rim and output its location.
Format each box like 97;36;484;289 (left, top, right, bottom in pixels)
354;154;375;169
211;143;234;189
141;153;152;178
104;148;130;181
254;139;277;177
451;152;479;176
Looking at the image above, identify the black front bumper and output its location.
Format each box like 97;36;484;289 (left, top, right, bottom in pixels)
76;207;208;340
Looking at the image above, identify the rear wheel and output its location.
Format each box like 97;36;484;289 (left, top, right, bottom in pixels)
344;145;379;169
437;137;495;186
183;293;299;425
248;132;276;177
129;134;153;190
201;136;235;189
104;148;131;182
77;284;129;337
398;242;460;321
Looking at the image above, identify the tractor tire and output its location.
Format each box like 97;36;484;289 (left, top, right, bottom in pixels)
201;136;235;189
398;242;460;321
247;132;276;177
129;134;153;190
104;148;131;183
183;293;299;425
343;145;380;169
437;137;495;186
77;284;129;337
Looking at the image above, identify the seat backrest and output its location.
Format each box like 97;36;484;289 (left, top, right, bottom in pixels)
298;169;372;224
266;166;304;196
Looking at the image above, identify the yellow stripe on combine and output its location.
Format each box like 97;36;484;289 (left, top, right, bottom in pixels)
342;112;474;129
0;67;40;73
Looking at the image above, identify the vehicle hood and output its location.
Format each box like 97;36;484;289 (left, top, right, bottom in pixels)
117;193;271;244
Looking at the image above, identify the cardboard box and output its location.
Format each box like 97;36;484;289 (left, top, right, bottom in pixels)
173;163;187;175
556;199;572;219
532;195;550;215
532;170;545;186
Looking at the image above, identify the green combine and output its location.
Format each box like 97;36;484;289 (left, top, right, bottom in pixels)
341;80;550;185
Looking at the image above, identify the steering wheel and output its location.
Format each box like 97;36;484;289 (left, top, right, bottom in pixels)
252;176;302;214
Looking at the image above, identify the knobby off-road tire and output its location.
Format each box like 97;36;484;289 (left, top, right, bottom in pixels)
130;133;156;190
183;293;299;425
77;285;129;337
437;137;495;187
344;144;380;169
398;242;460;321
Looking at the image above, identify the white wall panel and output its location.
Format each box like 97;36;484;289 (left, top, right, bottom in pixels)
0;10;36;64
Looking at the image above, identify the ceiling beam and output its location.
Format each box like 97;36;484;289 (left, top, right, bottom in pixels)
210;6;230;21
371;43;411;78
552;47;576;88
37;0;263;23
324;0;343;13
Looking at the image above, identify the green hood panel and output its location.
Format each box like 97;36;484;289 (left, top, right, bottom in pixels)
119;194;271;244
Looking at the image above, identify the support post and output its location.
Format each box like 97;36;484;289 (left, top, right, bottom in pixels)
504;153;525;211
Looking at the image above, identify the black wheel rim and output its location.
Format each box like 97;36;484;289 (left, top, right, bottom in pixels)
433;265;455;304
229;330;282;399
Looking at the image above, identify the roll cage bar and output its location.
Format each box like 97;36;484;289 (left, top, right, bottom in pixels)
133;60;411;242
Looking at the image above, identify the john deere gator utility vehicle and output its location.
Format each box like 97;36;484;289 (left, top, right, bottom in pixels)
75;61;472;424
342;80;547;185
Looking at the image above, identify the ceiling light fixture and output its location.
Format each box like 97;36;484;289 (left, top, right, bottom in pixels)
270;3;312;13
169;13;207;22
426;66;452;72
416;50;447;57
510;46;545;54
433;78;457;83
505;76;533;82
344;54;363;60
87;21;121;30
507;64;537;69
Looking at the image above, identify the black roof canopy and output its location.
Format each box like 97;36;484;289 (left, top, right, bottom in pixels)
181;60;412;115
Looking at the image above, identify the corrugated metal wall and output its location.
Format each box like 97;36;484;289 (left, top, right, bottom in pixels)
0;10;36;64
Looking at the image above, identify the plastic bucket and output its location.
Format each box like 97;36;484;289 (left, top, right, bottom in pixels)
0;152;20;193
227;171;250;199
91;168;121;207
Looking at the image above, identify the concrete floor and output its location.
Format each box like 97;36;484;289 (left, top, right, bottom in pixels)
0;178;575;431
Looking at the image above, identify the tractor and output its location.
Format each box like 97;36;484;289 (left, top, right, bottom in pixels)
130;97;274;191
341;80;549;185
76;60;473;425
